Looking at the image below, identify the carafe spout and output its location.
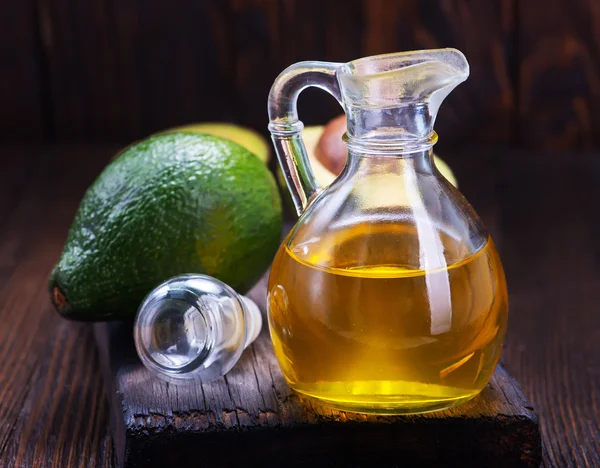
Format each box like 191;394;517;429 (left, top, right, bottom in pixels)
267;49;469;214
338;49;469;144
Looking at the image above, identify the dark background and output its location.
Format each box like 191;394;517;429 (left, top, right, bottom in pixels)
2;0;599;154
1;2;600;466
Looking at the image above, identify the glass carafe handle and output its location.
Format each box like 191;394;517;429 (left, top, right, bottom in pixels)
268;61;343;215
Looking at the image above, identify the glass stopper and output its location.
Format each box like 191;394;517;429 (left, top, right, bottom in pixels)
134;274;262;383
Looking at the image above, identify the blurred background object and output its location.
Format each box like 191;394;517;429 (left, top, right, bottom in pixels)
2;0;599;155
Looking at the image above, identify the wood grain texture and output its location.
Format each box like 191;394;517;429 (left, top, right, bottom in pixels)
95;316;540;468
362;0;515;150
448;148;600;468
278;0;515;153
227;0;281;133
36;0;234;143
518;0;600;149
493;152;600;467
0;146;117;468
0;148;37;229
7;0;600;149
24;0;515;150
0;0;44;142
0;146;599;467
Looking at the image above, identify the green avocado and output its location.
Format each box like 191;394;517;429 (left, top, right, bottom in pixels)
49;133;283;321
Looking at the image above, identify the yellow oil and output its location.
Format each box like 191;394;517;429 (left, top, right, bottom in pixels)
267;222;508;414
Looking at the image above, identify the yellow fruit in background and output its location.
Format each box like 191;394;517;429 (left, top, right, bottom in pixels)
433;156;458;188
162;123;457;191
277;126;458;190
163;123;270;164
298;126;338;187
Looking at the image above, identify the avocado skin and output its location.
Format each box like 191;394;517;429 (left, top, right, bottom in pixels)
49;133;282;321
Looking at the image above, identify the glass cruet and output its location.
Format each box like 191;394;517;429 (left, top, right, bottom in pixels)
266;49;508;414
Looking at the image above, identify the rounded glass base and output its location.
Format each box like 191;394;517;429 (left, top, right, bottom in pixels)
291;382;483;415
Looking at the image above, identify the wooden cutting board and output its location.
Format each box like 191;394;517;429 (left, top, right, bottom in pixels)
94;274;541;468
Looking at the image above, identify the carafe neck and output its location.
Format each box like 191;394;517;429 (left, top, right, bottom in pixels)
344;103;438;154
344;147;436;180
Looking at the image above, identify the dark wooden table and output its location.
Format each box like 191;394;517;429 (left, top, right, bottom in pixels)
0;146;598;467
